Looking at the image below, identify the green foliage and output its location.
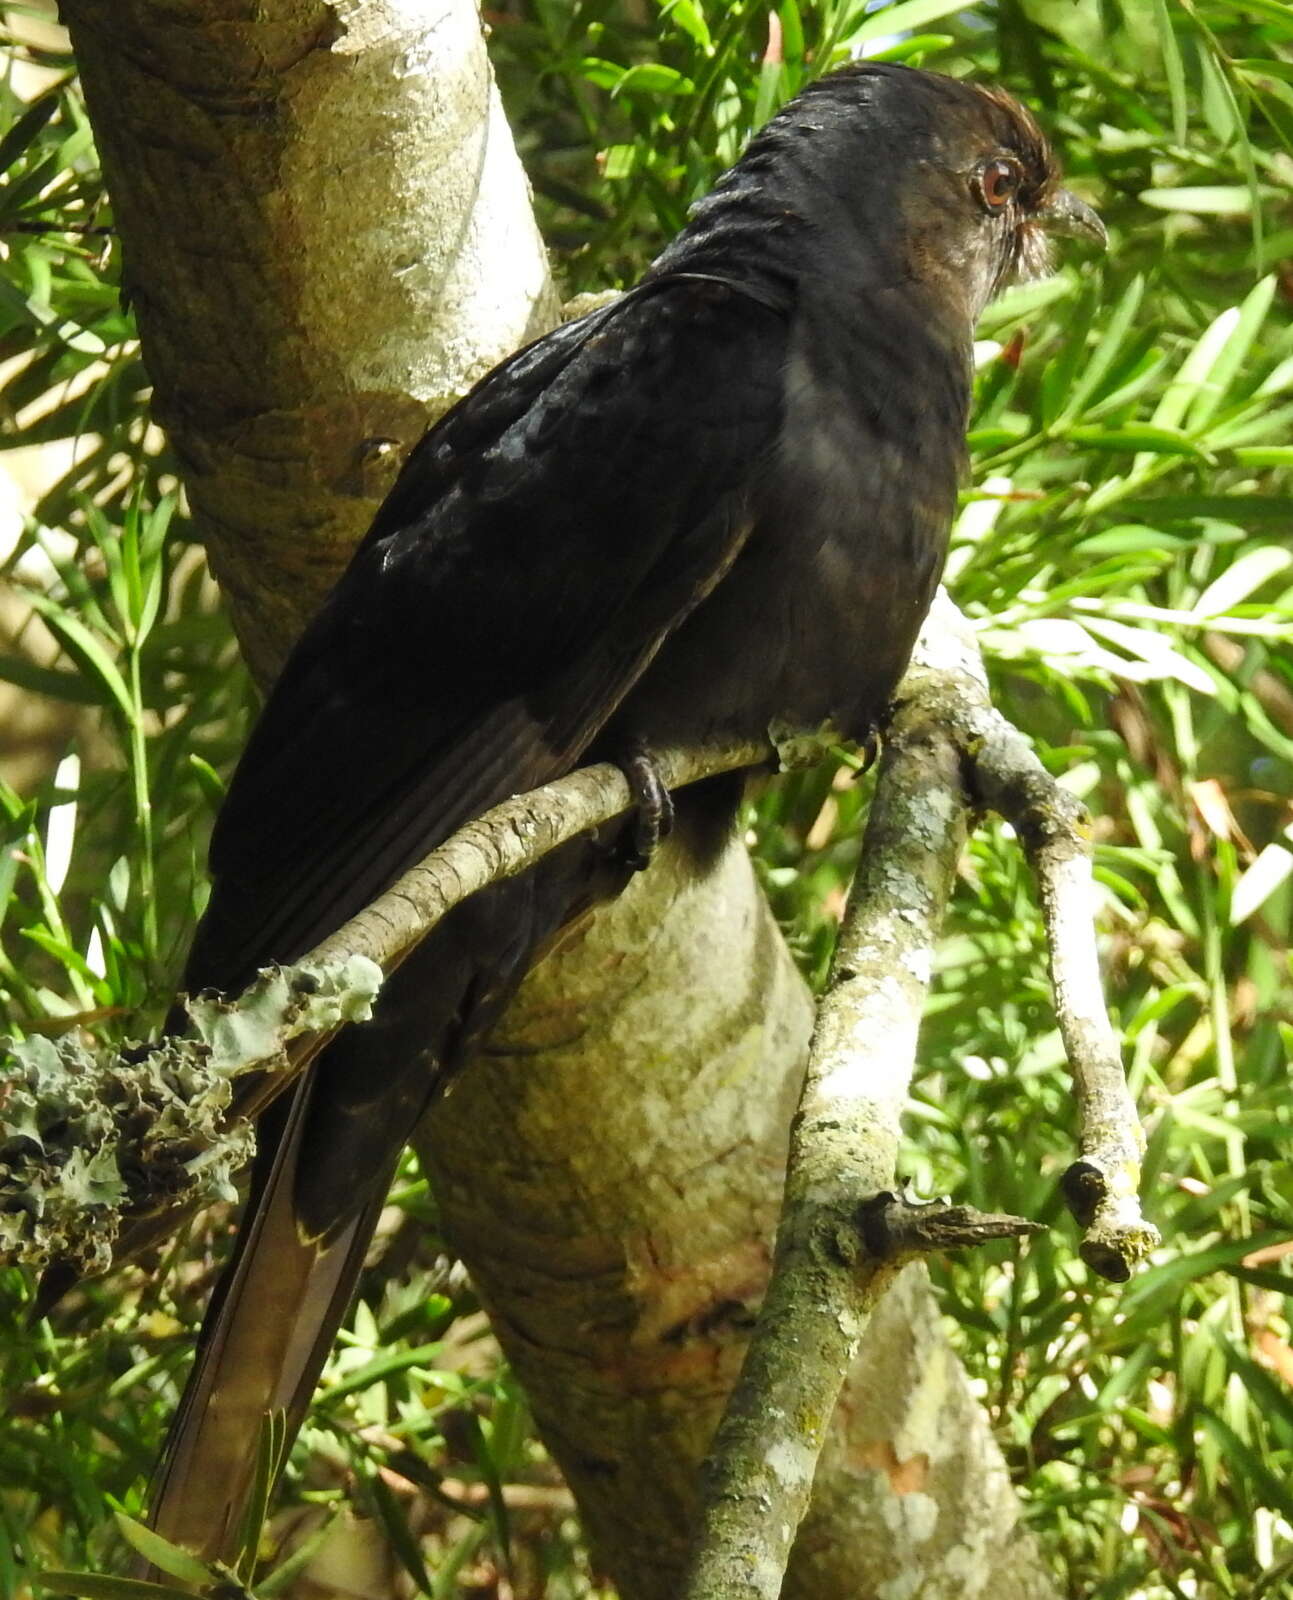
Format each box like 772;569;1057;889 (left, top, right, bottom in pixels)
2;1;1292;1597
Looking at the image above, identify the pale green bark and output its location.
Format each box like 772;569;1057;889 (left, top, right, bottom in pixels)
63;0;558;683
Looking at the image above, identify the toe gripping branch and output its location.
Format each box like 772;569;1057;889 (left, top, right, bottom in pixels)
617;740;676;871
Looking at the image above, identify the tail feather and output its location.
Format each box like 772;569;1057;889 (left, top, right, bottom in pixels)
145;1077;396;1566
143;851;610;1568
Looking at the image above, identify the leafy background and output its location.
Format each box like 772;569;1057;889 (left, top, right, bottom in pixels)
0;0;1291;1596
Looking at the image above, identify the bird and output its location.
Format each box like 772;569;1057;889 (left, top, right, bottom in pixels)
139;62;1104;1563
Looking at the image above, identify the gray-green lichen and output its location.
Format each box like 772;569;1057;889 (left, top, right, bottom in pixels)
0;955;382;1275
767;716;850;772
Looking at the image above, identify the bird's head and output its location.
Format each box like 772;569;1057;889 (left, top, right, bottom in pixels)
880;70;1106;321
665;64;1104;329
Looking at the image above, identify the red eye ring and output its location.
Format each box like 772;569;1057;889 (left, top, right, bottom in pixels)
978;157;1022;212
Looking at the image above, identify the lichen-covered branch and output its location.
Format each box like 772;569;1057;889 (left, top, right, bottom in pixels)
0;958;380;1274
0;740;771;1274
678;604;1041;1600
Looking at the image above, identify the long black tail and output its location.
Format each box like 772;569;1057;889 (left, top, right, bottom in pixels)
144;842;610;1568
145;1078;396;1561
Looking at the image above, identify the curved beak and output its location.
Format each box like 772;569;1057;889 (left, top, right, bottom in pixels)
1039;188;1107;249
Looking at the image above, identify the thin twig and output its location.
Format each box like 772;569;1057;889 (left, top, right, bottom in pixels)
961;643;1160;1281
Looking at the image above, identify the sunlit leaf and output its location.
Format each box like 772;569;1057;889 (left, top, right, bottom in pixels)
1191;546;1292;618
1229;844;1293;925
1139;186;1256;213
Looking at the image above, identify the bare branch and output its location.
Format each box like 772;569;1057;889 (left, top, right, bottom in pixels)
680;607;988;1600
308;736;773;975
961;646;1161;1283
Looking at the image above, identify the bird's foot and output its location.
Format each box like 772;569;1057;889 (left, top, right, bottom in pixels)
617;742;675;871
853;726;883;776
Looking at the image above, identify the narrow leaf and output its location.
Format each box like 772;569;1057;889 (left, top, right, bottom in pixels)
1140;186;1255;214
0;90;61;177
22;591;133;723
848;0;971;46
1152;0;1188;144
1229;844;1293;925
39;1575;200;1600
1192;546;1292;618
111;1514;217;1588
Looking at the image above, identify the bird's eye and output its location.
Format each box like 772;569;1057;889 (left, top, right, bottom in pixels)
976;158;1022;213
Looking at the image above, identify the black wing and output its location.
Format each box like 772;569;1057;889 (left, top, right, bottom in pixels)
141;279;789;1565
185;278;788;996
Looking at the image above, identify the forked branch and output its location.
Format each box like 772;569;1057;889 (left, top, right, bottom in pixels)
678;595;1157;1600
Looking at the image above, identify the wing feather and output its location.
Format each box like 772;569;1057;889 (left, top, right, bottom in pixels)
186;279;787;996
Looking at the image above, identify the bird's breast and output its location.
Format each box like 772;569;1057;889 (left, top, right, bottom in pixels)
616;487;945;755
614;305;964;753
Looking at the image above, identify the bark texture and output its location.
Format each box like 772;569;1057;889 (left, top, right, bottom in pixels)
63;4;1058;1595
64;0;559;683
425;841;1058;1599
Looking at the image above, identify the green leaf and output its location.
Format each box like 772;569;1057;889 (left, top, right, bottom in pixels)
1153;303;1246;433
1123;495;1293;522
1210;0;1293;26
778;0;805;66
1067;423;1210;459
1229;843;1293;925
1232;445;1293;466
847;0;972;46
254;1512;338;1598
1152;0;1188;145
752;54;785;131
1188;276;1278;431
976;273;1074;332
315;1342;444;1405
659;0;712;56
616;62;695;97
1224;1262;1292;1296
369;1475;434;1596
39;1576;202;1600
1192;546;1292;618
463;1411;512;1576
1196;1408;1293;1516
110;1514;217;1588
1077;524;1186;555
863;31;954;64
234;1410;286;1583
187;754;226;808
1056;275;1145;425
1040;282;1099;429
0;654;104;705
1139;185;1256;213
22;591;133;724
1216;1345;1293;1451
0;91;61;177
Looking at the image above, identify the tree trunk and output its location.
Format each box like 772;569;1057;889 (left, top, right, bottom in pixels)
62;3;1058;1595
64;0;559;685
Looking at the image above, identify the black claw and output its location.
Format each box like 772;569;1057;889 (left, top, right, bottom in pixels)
619;743;675;871
854;726;883;777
